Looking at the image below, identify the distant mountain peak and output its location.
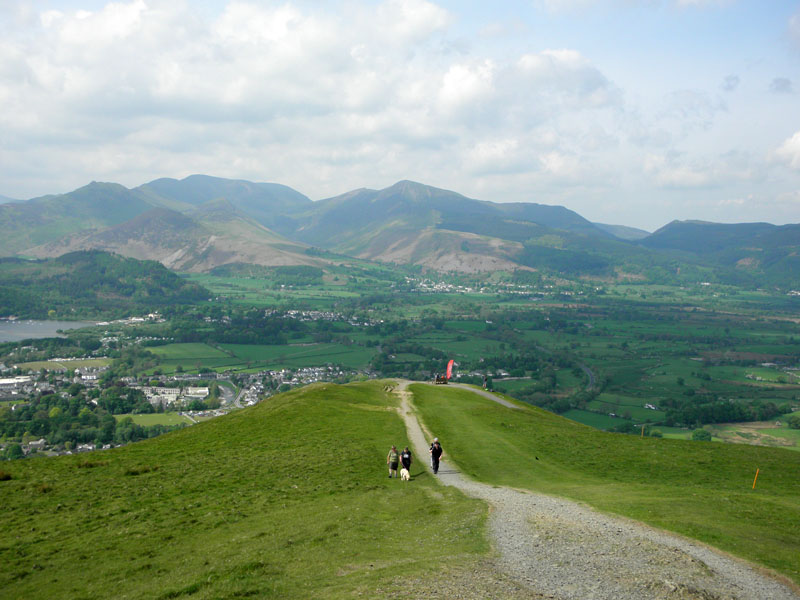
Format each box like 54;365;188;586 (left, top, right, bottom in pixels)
382;180;465;200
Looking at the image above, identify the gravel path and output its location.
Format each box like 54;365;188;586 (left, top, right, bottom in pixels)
447;382;521;409
394;381;799;600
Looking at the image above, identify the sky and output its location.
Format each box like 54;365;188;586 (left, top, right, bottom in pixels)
1;0;799;230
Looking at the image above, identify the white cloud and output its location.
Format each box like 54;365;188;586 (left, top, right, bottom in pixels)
536;0;731;12
776;190;800;206
0;0;796;230
774;130;800;170
539;151;581;178
659;90;725;130
643;151;760;189
0;1;627;194
438;60;495;112
791;9;800;47
375;0;452;42
464;138;529;175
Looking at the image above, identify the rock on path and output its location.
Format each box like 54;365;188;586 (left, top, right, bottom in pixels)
394;381;799;600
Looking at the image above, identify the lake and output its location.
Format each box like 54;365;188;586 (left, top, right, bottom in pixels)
0;320;98;343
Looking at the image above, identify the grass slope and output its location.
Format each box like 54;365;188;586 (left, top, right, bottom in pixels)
411;384;800;584
0;382;487;599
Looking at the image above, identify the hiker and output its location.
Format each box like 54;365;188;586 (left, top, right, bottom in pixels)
430;438;443;475
387;445;399;478
400;446;412;473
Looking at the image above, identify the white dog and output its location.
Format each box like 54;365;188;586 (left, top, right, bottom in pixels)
400;467;410;481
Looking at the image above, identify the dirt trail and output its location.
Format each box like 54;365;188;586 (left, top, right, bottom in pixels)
393;380;799;600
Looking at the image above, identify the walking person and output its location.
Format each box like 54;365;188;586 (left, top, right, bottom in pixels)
429;437;437;468
430;438;443;475
387;445;399;478
400;446;412;473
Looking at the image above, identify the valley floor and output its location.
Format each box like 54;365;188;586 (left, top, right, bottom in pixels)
396;381;800;600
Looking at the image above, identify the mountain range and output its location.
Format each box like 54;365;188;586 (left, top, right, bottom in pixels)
2;175;798;285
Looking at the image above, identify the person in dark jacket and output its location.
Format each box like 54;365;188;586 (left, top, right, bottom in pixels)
429;439;443;474
400;446;412;473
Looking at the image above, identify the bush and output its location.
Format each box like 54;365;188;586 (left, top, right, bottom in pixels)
4;443;23;460
692;428;712;441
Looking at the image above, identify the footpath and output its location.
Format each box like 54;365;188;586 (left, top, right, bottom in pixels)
394;380;800;600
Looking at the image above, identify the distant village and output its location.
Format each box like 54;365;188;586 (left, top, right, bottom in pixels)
1;360;368;458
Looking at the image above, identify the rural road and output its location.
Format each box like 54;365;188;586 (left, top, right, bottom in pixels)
394;381;799;600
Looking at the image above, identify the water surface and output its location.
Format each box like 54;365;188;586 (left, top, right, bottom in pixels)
0;320;97;343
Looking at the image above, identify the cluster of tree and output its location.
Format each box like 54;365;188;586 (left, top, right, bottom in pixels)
0;336;89;366
209;264;324;287
186;396;221;411
0;251;209;319
96;384;153;414
662;397;789;426
0;388;182;454
161;308;307;345
98;346;160;382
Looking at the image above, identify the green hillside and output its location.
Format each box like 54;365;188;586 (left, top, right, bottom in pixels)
137;174;311;228
593;222;651;240
0;251;209;318
3;380;799;596
411;384;800;584
278;180;609;254
640;220;800;286
0;182;152;255
0;382;489;599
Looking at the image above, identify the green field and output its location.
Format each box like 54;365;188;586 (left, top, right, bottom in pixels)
0;382;489;598
561;408;622;430
14;358;112;372
411;384;800;583
113;412;194;426
706;421;800;452
149;343;231;360
147;342;376;372
221;343;375;369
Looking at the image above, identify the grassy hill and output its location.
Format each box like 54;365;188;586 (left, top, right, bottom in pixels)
0;382;490;599
4;176;798;284
277;180;612;265
137;174;311;228
0;182;152;256
0;251;209;318
411;384;800;584
593;222;651;240
3;381;799;597
640;221;800;286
